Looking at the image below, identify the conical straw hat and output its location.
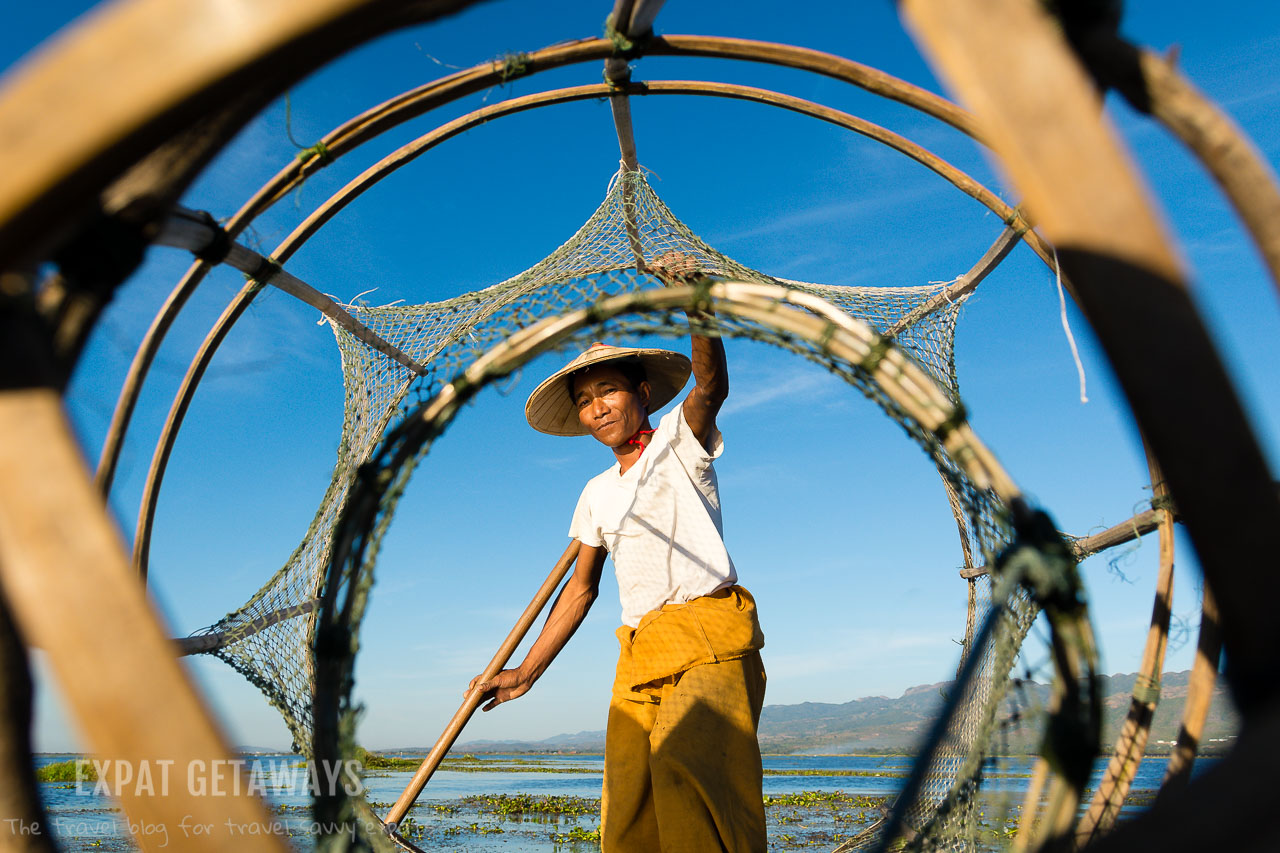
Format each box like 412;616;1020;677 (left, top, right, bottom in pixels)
525;342;692;436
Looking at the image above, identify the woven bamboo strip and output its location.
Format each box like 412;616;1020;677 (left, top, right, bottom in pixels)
903;0;1280;724
126;80;1036;580
93;34;986;495
0;390;286;851
383;540;581;829
1076;449;1175;842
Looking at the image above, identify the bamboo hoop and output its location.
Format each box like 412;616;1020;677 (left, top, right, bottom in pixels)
1076;448;1176;842
1070;34;1280;298
92;32;986;496
127;79;1044;581
0;0;481;269
312;282;1080;848
902;0;1280;728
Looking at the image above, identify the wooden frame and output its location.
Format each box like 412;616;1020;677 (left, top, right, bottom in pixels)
901;0;1280;845
126;79;1049;580
92;32;988;496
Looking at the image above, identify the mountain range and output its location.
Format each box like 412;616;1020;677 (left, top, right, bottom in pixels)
448;670;1237;755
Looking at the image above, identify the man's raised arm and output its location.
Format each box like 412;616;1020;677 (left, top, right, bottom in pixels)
648;251;728;451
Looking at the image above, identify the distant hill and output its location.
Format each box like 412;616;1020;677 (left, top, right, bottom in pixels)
453;670;1237;755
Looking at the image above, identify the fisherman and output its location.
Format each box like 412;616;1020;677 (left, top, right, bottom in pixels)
470;256;767;852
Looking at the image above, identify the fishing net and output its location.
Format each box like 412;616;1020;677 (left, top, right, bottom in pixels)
185;168;1072;850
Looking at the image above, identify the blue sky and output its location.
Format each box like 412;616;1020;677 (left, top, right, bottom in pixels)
5;0;1279;752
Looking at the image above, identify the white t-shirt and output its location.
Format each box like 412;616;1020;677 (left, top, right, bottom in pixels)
568;406;737;627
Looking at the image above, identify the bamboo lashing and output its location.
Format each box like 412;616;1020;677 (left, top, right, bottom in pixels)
604;0;665;271
383;540;581;831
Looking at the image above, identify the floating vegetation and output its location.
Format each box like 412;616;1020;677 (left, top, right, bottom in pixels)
763;791;886;808
465;793;599;818
550;825;600;845
356;749;598;774
35;760;97;783
763;768;909;778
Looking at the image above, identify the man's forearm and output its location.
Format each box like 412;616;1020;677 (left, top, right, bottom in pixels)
518;578;597;683
689;323;728;403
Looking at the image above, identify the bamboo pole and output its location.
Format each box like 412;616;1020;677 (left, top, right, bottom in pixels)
1161;583;1222;793
128;79;1041;581
902;0;1280;718
174;599;319;656
93;33;989;497
959;504;1174;579
885;224;1023;338
0;390;287;852
155;208;427;375
383;540;581;831
1076;447;1175;843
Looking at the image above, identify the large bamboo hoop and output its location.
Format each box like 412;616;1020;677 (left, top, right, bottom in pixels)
312;281;1095;850
127;80;1045;580
902;0;1280;716
1076;447;1176;841
93;32;985;496
0;0;481;269
0;390;287;852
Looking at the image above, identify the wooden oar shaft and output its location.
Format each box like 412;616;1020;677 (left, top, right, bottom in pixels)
383;540;582;829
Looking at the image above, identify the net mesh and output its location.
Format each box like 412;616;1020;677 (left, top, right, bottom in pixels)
188;169;1048;850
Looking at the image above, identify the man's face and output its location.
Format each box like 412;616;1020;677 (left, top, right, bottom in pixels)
571;364;651;448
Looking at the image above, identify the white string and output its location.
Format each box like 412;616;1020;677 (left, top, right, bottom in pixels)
1053;248;1089;403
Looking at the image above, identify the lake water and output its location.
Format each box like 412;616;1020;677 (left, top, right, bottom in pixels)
32;752;1210;851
